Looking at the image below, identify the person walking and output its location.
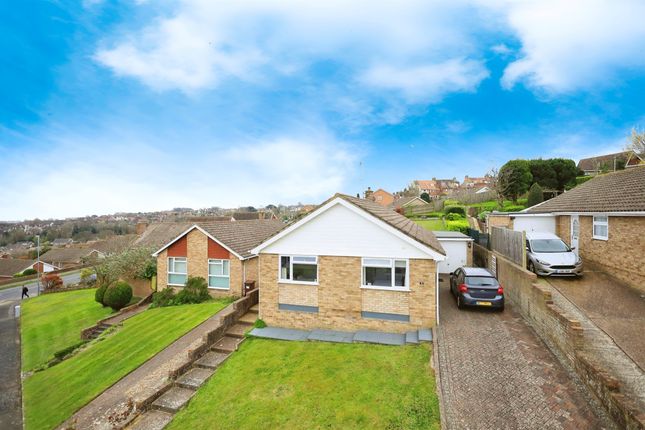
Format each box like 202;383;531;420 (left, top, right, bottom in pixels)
21;286;29;299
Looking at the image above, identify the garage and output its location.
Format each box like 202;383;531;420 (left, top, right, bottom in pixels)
434;231;473;274
512;214;555;234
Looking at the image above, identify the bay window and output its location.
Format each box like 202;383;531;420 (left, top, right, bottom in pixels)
280;255;318;283
362;258;408;289
167;257;187;286
208;259;230;289
593;215;608;240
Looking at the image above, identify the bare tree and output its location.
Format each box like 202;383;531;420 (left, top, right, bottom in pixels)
487;167;513;209
626;127;645;157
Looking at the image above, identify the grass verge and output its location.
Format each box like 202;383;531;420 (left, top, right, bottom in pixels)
21;288;113;372
167;338;440;430
414;219;445;231
23;299;232;430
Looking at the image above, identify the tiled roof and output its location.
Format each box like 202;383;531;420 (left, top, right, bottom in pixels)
133;222;192;249
40;248;100;264
577;151;632;171
389;196;424;208
91;235;138;254
526;166;645;213
338;194;445;255
232;212;262;220
0;259;35;277
197;219;285;258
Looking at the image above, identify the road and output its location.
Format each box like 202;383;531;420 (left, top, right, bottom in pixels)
0;271;82;304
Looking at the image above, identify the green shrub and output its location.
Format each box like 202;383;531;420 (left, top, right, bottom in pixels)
499;205;526;213
575;176;592;185
95;285;108;305
253;319;267;329
478;211;490;222
527;182;544;207
444;205;466;216
13;273;23;278
80;268;94;283
23;268;38;276
445;219;469;234
151;287;176;308
103;281;133;311
175;276;211;305
444;213;464;221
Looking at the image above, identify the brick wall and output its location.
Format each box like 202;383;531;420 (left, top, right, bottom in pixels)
487;214;513;233
258;254;436;333
556;215;571;244
244;256;259;284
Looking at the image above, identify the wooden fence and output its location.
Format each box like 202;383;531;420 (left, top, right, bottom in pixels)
490;226;526;268
450;190;498;204
404;200;443;216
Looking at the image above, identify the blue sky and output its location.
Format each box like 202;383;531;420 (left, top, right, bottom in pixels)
2;0;644;220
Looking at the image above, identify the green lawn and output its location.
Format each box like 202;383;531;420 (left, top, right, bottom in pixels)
167;338;440;430
21;289;114;371
23;299;232;430
414;218;445;231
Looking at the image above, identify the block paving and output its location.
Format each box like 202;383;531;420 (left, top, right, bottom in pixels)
435;280;614;430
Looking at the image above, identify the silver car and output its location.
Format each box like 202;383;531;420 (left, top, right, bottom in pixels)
526;232;583;276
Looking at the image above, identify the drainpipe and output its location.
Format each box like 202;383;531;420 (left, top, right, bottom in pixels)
435;269;440;325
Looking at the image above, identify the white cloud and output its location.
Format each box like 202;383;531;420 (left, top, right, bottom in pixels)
0;132;359;220
499;0;645;92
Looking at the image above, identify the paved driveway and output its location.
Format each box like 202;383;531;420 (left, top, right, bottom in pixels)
545;270;645;370
435;278;612;430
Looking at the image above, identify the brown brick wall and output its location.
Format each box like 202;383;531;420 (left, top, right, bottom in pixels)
487;214;513;233
259;254;436;333
155;228;242;298
556;215;571;245
244;256;259;284
578;216;645;292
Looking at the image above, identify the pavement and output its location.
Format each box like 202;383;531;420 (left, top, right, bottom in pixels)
249;326;432;345
435;278;614;430
545;270;645;370
0;302;22;430
0;270;82;305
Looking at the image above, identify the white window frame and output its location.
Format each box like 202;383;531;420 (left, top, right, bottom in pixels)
279;255;319;285
361;258;410;292
167;257;187;286
208;259;230;290
592;215;609;240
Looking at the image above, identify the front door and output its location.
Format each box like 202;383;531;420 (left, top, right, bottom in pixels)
570;215;579;256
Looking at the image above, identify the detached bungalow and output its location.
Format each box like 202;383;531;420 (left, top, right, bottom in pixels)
0;259;58;279
251;194;446;333
40;248;104;268
523;167;645;292
152;220;284;297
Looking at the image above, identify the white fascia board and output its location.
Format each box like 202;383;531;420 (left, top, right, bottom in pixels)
151;225;243;260
252;197;446;261
436;237;474;242
553;211;645;217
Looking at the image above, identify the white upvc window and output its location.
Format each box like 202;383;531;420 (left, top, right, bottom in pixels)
362;258;409;290
593;215;609;240
167;257;187;286
208;259;230;289
279;255;318;284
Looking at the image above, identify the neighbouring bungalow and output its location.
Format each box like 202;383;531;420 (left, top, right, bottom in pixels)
369;188;395;207
251;194;446;333
577;150;644;176
152;220;284;297
51;238;74;247
0;259;58;279
389;195;427;211
490;167;645;292
40;248;104;269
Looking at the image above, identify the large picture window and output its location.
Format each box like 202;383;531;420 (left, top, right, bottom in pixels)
280;255;318;284
168;257;187;286
208;259;230;289
362;258;408;289
593;215;608;240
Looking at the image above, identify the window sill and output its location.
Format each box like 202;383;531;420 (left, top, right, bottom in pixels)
208;287;230;290
360;285;410;292
592;236;608;241
278;280;319;286
167;283;185;287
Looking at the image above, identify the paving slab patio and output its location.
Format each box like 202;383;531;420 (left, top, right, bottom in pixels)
249;326;424;346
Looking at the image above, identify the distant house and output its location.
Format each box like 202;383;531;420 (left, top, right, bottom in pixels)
51;238;74;247
577;151;644;176
389;196;427;211
40;248;104;268
461;175;492;190
231;212;278;221
0;259;58;279
410;178;460;198
251;194;446;333
369;189;395;207
152;219;284;297
521;167;645;292
475;186;491;194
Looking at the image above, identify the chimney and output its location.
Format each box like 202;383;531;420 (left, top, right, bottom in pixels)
136;221;149;235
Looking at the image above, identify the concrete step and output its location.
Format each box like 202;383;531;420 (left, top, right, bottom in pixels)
238;313;257;324
418;328;433;342
99;322;112;329
226;323;250;339
212;335;243;353
175;367;215;390
127;409;174;430
194;351;230;370
249;304;259;313
151;387;195;414
405;331;419;344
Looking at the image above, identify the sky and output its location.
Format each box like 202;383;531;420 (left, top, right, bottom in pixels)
1;0;644;221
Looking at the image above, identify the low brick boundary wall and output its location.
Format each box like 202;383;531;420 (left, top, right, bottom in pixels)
474;244;644;430
80;293;153;340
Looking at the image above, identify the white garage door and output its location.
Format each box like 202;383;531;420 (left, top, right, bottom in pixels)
437;240;468;274
512;216;555;234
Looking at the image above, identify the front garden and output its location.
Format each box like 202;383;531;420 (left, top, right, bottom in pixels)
168;338;441;430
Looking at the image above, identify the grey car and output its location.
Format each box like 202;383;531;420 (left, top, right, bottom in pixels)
526;232;583;277
449;267;504;311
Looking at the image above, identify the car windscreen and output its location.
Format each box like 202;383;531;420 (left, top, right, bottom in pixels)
530;239;569;253
465;276;499;287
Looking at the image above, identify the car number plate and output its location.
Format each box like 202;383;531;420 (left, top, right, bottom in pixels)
476;301;492;306
556;270;571;273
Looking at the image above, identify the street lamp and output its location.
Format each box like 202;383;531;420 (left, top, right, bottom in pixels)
36;234;41;296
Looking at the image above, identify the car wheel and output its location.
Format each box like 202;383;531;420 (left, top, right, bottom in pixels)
528;261;536;274
457;295;464;310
